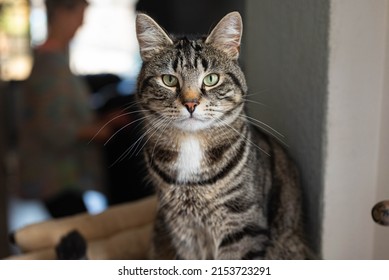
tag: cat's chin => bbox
[174,117,213,132]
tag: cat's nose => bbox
[180,89,200,114]
[184,101,198,114]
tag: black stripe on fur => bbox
[219,225,268,248]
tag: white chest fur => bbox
[176,136,203,182]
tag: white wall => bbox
[323,0,389,259]
[374,1,389,259]
[246,0,389,259]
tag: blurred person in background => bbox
[16,0,122,220]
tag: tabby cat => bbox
[135,11,310,259]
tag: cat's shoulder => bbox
[249,124,296,166]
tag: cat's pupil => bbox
[204,73,219,87]
[162,74,178,87]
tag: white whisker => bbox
[242,98,268,107]
[219,119,270,157]
[128,118,165,158]
[135,117,172,157]
[104,115,149,146]
[241,116,288,147]
[89,109,150,144]
[150,118,174,163]
[117,99,143,112]
[243,115,285,138]
[108,117,165,167]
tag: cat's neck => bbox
[144,116,250,186]
[175,135,203,183]
[146,115,248,147]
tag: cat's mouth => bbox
[178,115,204,124]
[174,114,212,131]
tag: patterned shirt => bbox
[18,49,104,199]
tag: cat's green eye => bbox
[203,73,219,87]
[162,74,179,87]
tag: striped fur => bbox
[135,12,311,259]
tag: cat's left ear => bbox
[136,13,173,61]
[205,12,243,60]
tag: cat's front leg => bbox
[215,228,270,260]
[150,214,177,260]
[170,228,209,260]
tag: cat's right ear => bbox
[205,12,243,60]
[136,13,173,62]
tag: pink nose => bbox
[184,101,198,114]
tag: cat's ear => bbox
[136,13,173,61]
[205,12,243,60]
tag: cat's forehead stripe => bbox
[201,58,209,71]
[170,38,211,73]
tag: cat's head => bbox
[135,12,247,132]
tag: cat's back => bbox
[249,125,309,259]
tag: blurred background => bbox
[0,0,245,258]
[1,0,389,259]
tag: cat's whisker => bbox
[150,118,174,163]
[88,109,150,144]
[219,119,270,157]
[125,117,168,160]
[213,120,236,148]
[108,129,146,167]
[243,117,288,147]
[240,114,285,137]
[134,117,173,157]
[108,117,162,167]
[244,88,269,96]
[242,98,268,107]
[103,115,149,146]
[208,104,286,145]
[115,98,144,112]
[128,118,165,157]
[241,117,289,147]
